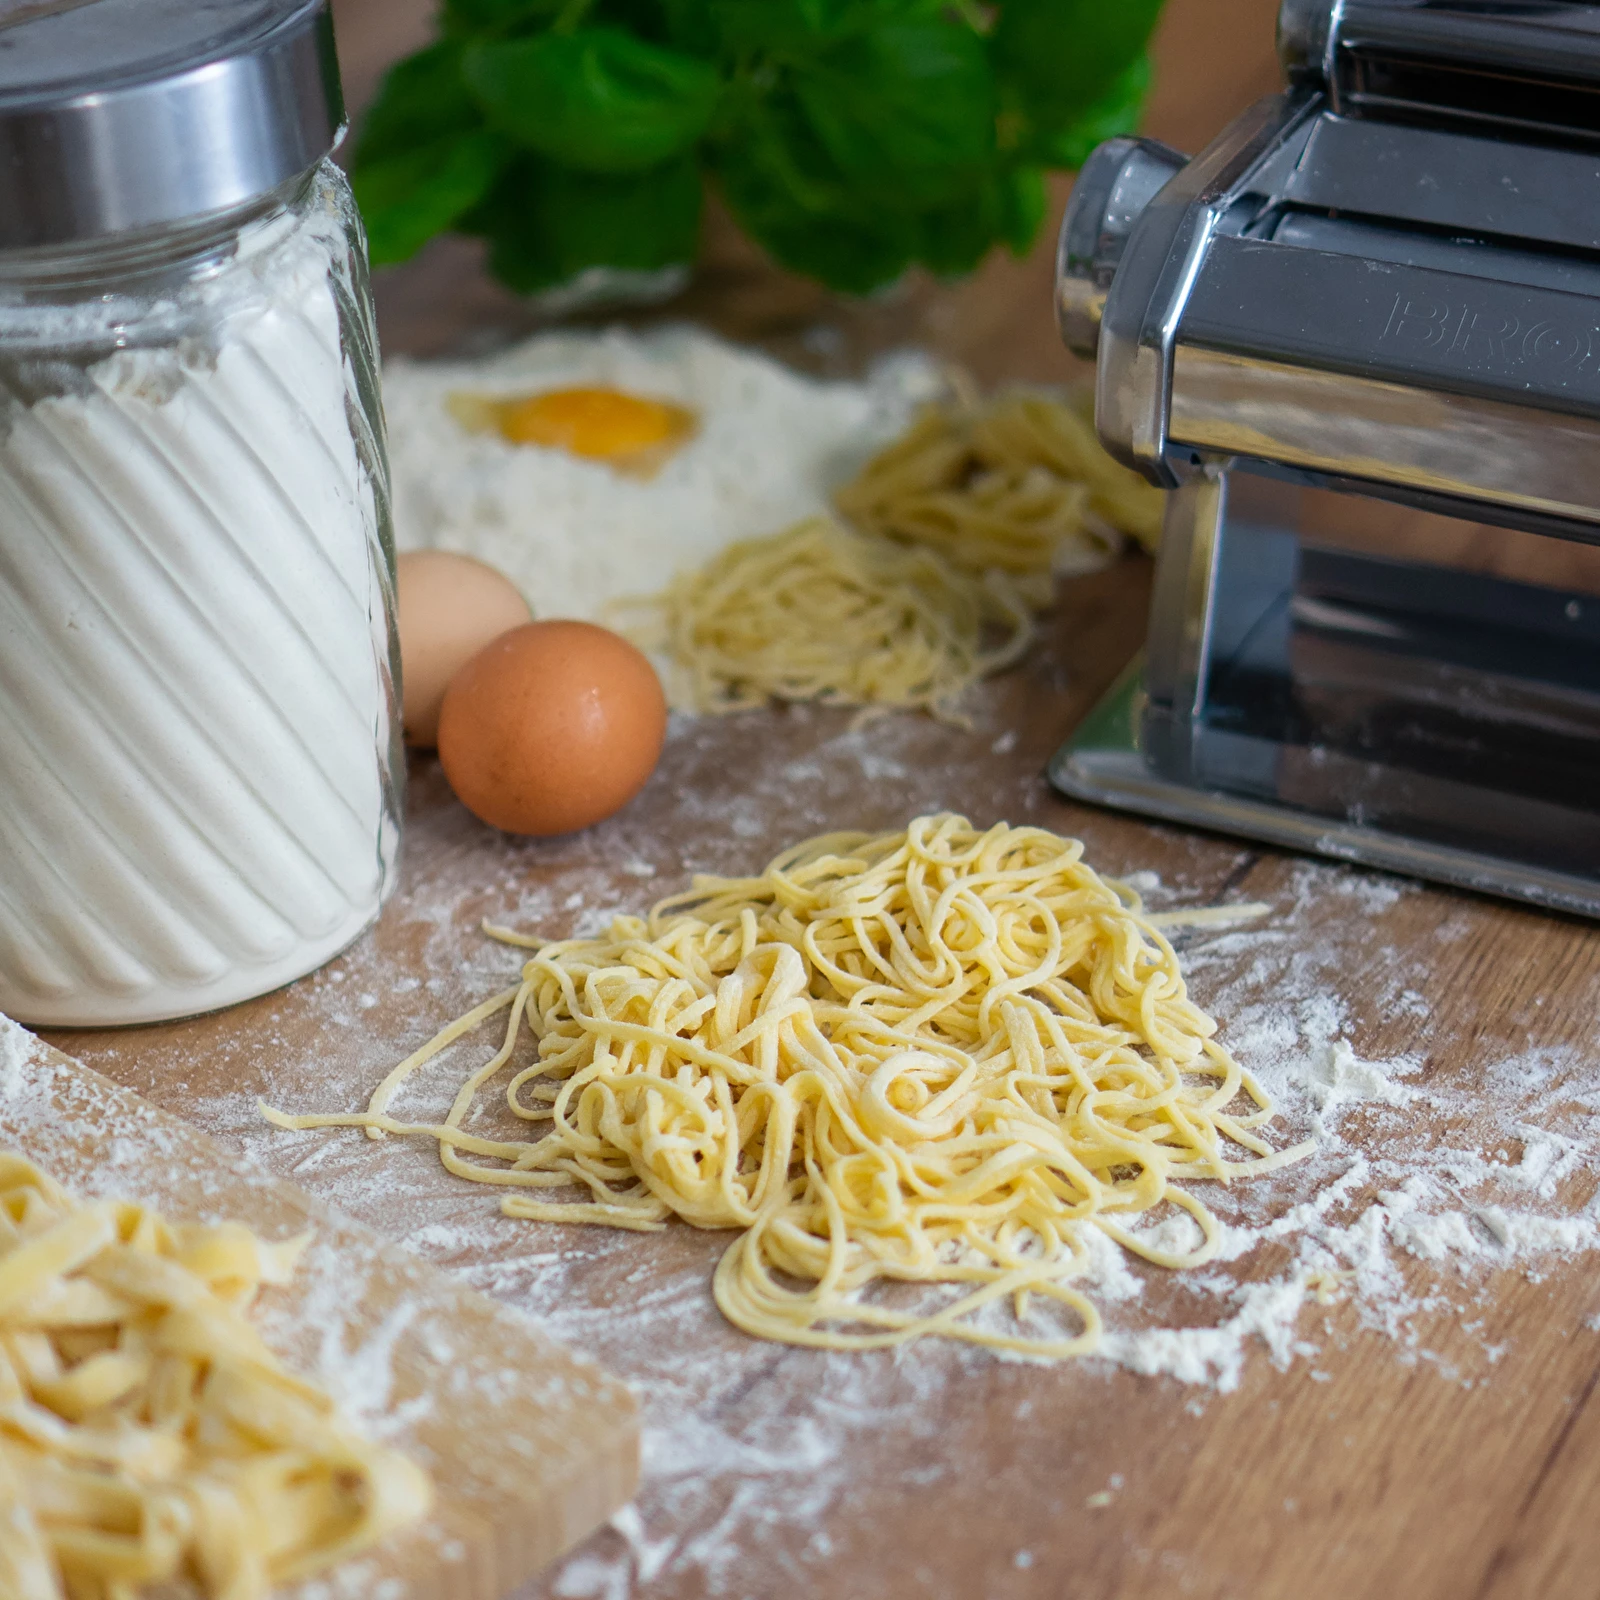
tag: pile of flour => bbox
[383,325,942,622]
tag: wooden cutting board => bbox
[0,1018,640,1600]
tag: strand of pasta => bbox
[264,815,1310,1359]
[0,1155,433,1600]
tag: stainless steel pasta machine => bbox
[1052,0,1600,919]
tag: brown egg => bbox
[397,551,533,748]
[438,621,667,836]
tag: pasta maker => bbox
[1052,0,1600,919]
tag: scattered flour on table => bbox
[0,1015,568,1600]
[1094,857,1600,1396]
[33,715,1600,1598]
[0,1012,31,1098]
[384,325,941,623]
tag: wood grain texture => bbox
[0,1032,640,1599]
[38,2,1600,1597]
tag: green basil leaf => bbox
[593,0,675,40]
[999,164,1048,256]
[792,19,994,206]
[471,154,704,292]
[355,40,482,162]
[723,193,915,293]
[352,43,509,266]
[710,16,1000,296]
[464,27,722,172]
[990,0,1165,124]
[913,161,1041,275]
[709,0,900,53]
[915,184,999,278]
[355,133,509,265]
[657,0,720,55]
[713,99,916,291]
[441,0,565,33]
[668,0,950,64]
[1033,55,1152,168]
[707,0,830,53]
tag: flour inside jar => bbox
[0,167,401,1026]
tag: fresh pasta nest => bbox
[630,516,1034,723]
[629,389,1167,722]
[0,1156,432,1600]
[267,816,1308,1359]
[835,389,1167,601]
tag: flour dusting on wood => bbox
[0,1012,30,1099]
[0,1024,636,1598]
[35,683,1600,1599]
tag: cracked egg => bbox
[446,385,699,477]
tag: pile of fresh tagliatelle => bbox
[266,815,1310,1359]
[634,389,1165,722]
[0,1154,431,1600]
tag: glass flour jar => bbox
[0,0,403,1026]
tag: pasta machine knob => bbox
[1056,136,1187,361]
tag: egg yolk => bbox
[494,387,694,462]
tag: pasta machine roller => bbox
[1052,0,1600,919]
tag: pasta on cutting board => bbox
[0,1152,432,1600]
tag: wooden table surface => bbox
[47,4,1600,1597]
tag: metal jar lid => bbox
[0,0,344,249]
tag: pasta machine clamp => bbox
[1051,0,1600,919]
